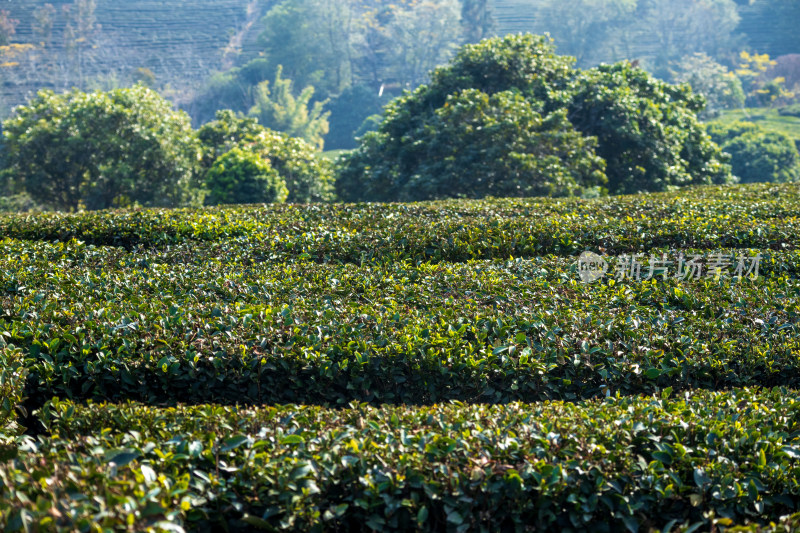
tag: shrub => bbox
[204,146,288,206]
[708,121,800,183]
[198,110,334,203]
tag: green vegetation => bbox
[204,146,288,206]
[708,121,800,184]
[716,108,800,142]
[0,2,799,530]
[337,35,732,202]
[1,0,799,152]
[5,390,800,531]
[0,97,335,212]
[0,85,202,212]
[1,182,800,530]
[672,53,745,119]
[197,110,335,204]
[248,66,331,150]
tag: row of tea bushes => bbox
[0,184,798,261]
[2,184,800,531]
[2,389,799,532]
[2,237,799,410]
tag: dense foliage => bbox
[0,85,202,212]
[3,390,799,532]
[197,110,335,204]
[337,35,733,202]
[670,53,746,119]
[203,147,288,206]
[337,90,607,201]
[568,62,733,194]
[1,0,798,153]
[247,66,331,150]
[708,121,800,184]
[0,182,800,530]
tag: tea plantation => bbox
[2,183,800,531]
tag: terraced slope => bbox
[1,183,800,531]
[490,0,537,35]
[1,0,270,112]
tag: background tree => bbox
[257,0,357,98]
[535,0,636,66]
[337,89,606,202]
[708,120,800,183]
[672,53,745,119]
[338,34,734,201]
[248,66,331,150]
[736,50,795,107]
[197,109,265,168]
[1,85,201,212]
[766,54,800,100]
[460,0,496,44]
[638,0,741,79]
[385,0,464,88]
[568,62,733,194]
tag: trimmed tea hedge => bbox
[2,389,799,532]
[0,348,25,437]
[1,238,799,410]
[0,183,799,262]
[2,182,800,531]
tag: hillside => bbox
[0,0,270,113]
[490,0,536,35]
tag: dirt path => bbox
[221,0,262,70]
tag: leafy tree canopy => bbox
[0,84,201,212]
[672,53,745,119]
[248,66,330,150]
[337,34,734,201]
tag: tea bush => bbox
[3,389,799,532]
[1,182,800,531]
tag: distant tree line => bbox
[189,0,496,149]
[186,0,800,150]
[0,0,799,150]
[6,35,795,213]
